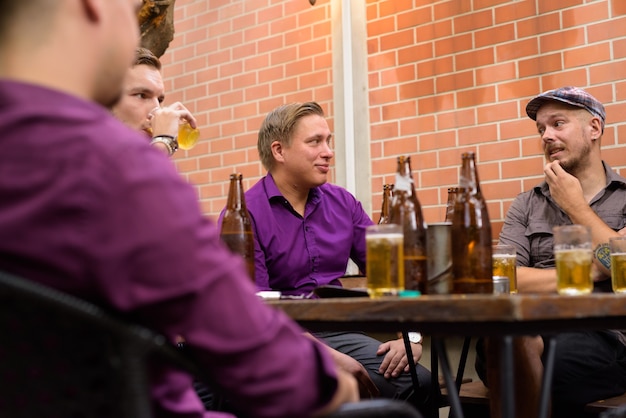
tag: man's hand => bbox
[150,102,197,138]
[313,369,359,417]
[544,161,587,213]
[327,346,380,398]
[303,332,379,398]
[376,337,422,379]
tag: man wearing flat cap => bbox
[478,86,626,417]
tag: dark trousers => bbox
[192,331,438,416]
[315,331,438,415]
[475,330,626,418]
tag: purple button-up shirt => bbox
[244,173,373,296]
[0,80,338,418]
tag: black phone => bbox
[313,285,369,298]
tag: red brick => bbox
[455,48,495,71]
[381,29,416,51]
[398,9,433,30]
[437,108,476,130]
[518,54,563,78]
[433,0,472,20]
[457,86,496,109]
[400,115,436,136]
[436,70,474,93]
[381,65,416,86]
[370,86,398,106]
[418,92,456,114]
[434,34,473,56]
[517,13,561,39]
[458,125,499,146]
[540,28,586,54]
[417,57,454,78]
[455,10,493,34]
[382,101,417,120]
[495,1,537,24]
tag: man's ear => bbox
[589,116,603,141]
[81,0,102,22]
[271,140,284,162]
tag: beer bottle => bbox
[444,187,458,222]
[378,184,394,224]
[389,156,428,293]
[220,173,256,282]
[451,152,493,294]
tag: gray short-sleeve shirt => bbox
[499,161,626,268]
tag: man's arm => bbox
[544,162,618,277]
[517,267,557,293]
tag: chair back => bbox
[0,270,195,418]
[328,399,423,418]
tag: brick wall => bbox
[161,0,626,240]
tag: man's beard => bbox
[553,140,592,176]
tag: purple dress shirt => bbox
[243,173,373,296]
[0,80,338,418]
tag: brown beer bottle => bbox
[444,187,458,222]
[389,156,428,293]
[378,184,394,224]
[220,173,256,282]
[451,152,493,294]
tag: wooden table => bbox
[268,293,626,418]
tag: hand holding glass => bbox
[366,224,404,297]
[177,121,200,150]
[553,225,593,295]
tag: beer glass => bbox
[609,236,626,294]
[177,121,200,150]
[553,225,593,295]
[492,244,517,293]
[366,224,404,297]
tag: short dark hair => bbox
[134,47,161,71]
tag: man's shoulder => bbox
[318,182,357,200]
[245,176,270,205]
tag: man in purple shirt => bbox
[240,102,436,413]
[0,1,358,417]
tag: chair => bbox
[600,404,626,418]
[328,399,423,418]
[0,270,199,418]
[0,270,421,418]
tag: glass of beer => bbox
[492,244,517,293]
[553,225,593,295]
[366,224,404,297]
[609,236,626,294]
[177,121,200,150]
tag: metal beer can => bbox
[426,222,452,294]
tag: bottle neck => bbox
[226,177,246,211]
[459,155,479,194]
[379,185,393,221]
[394,159,414,194]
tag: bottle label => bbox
[394,173,412,192]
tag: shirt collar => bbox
[263,172,323,204]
